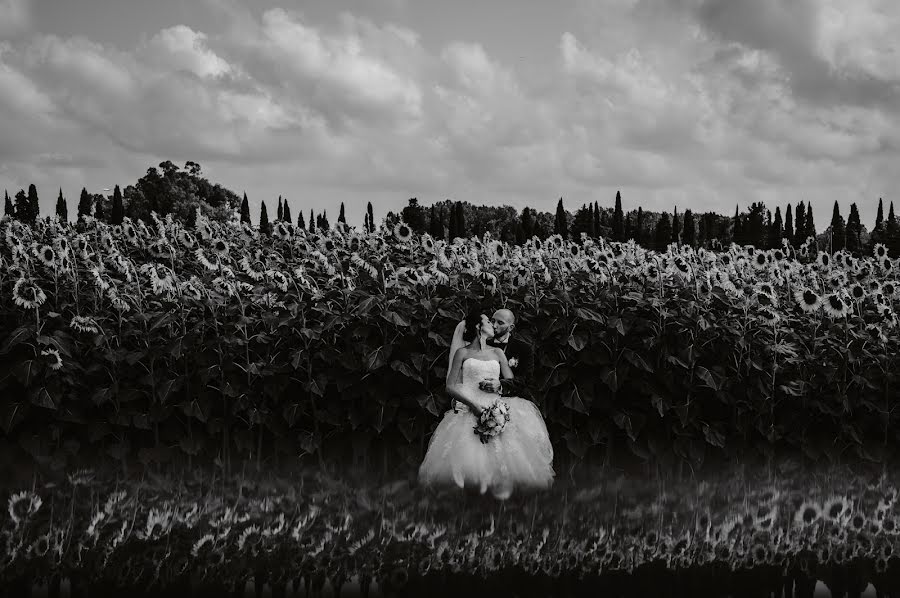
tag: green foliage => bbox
[1,214,900,474]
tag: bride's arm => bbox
[495,348,514,382]
[445,349,483,415]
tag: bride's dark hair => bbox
[462,309,487,342]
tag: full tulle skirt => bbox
[418,398,554,500]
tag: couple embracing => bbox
[418,308,555,500]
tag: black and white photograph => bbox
[2,0,900,596]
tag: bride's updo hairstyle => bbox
[462,309,487,342]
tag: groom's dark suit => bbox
[487,335,538,409]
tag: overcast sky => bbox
[1,0,899,230]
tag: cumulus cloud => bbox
[1,0,899,227]
[0,0,31,38]
[142,25,231,78]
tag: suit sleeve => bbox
[499,342,536,401]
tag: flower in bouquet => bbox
[473,399,511,444]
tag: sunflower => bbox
[752,251,769,270]
[12,277,47,309]
[393,222,412,243]
[488,241,506,260]
[755,292,775,308]
[178,230,197,250]
[198,220,213,241]
[883,281,896,297]
[875,243,888,259]
[793,288,821,313]
[881,257,894,272]
[757,307,780,325]
[794,501,822,527]
[849,284,866,301]
[35,244,57,268]
[822,496,852,523]
[40,347,62,370]
[821,292,849,318]
[816,252,831,269]
[122,222,139,245]
[70,315,101,334]
[869,280,881,293]
[212,238,230,257]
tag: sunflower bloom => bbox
[822,292,848,318]
[393,222,412,243]
[70,315,101,334]
[12,277,47,309]
[41,347,62,371]
[794,287,821,313]
[35,245,57,268]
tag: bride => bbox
[418,310,554,500]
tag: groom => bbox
[478,309,539,409]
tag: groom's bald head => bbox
[491,309,515,340]
[494,309,514,324]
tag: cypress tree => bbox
[321,210,329,230]
[804,202,816,241]
[94,193,104,222]
[282,199,291,224]
[829,201,846,252]
[259,201,270,235]
[14,190,28,223]
[784,204,794,245]
[428,204,444,239]
[554,197,567,239]
[672,206,680,245]
[55,188,68,222]
[593,201,600,238]
[698,213,707,248]
[635,207,644,246]
[455,202,466,239]
[624,213,633,241]
[297,210,305,229]
[309,209,315,233]
[520,207,533,239]
[887,202,900,257]
[240,193,251,224]
[612,191,624,241]
[277,196,283,222]
[338,202,346,224]
[846,203,862,255]
[793,202,806,247]
[683,209,696,247]
[450,204,459,241]
[588,203,595,237]
[4,191,13,218]
[772,207,783,250]
[732,205,742,245]
[367,202,374,234]
[876,198,885,230]
[27,184,39,224]
[655,212,672,251]
[111,185,124,225]
[77,188,92,222]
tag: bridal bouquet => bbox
[473,399,511,444]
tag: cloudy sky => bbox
[1,0,899,230]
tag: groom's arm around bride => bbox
[488,338,539,409]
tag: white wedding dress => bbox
[417,357,554,499]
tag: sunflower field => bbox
[4,462,900,596]
[1,209,899,476]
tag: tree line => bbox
[6,160,900,256]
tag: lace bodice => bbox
[451,358,500,413]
